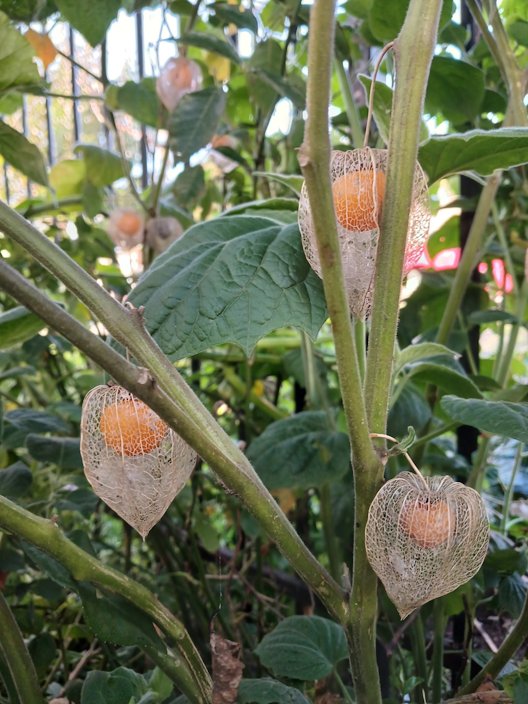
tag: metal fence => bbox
[2,8,181,204]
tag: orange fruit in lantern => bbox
[116,211,143,237]
[100,398,168,457]
[332,169,386,232]
[400,498,454,548]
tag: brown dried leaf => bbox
[211,632,244,704]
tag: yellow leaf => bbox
[204,51,231,82]
[25,29,58,70]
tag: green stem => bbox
[436,174,501,346]
[496,278,528,386]
[432,599,445,703]
[500,442,523,535]
[364,0,443,432]
[457,589,528,696]
[222,365,287,421]
[0,590,44,704]
[353,318,366,384]
[300,0,394,700]
[319,483,341,581]
[335,60,364,148]
[0,209,347,624]
[0,495,210,704]
[467,436,491,492]
[410,615,428,704]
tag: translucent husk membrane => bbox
[80,385,197,539]
[365,472,490,619]
[298,148,430,319]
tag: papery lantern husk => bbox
[365,472,489,619]
[145,216,183,254]
[80,385,197,539]
[298,148,430,319]
[107,208,145,250]
[156,56,203,112]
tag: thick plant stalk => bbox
[0,590,44,704]
[364,0,443,432]
[0,494,209,703]
[0,232,347,624]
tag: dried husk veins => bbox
[80,384,197,538]
[298,147,430,319]
[365,472,489,619]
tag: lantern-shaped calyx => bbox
[107,208,145,250]
[156,56,202,112]
[298,148,430,319]
[365,472,489,619]
[80,385,197,539]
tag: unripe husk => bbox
[80,385,197,538]
[365,472,489,619]
[298,147,430,319]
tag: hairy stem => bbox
[364,0,443,432]
[0,590,44,704]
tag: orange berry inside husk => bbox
[400,498,454,548]
[332,169,386,232]
[100,398,168,457]
[116,211,143,237]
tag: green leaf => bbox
[0,462,32,498]
[168,87,226,161]
[212,4,258,33]
[406,359,483,399]
[510,19,528,46]
[238,679,310,704]
[20,541,76,589]
[178,30,240,63]
[0,121,48,185]
[425,55,485,125]
[0,0,56,22]
[127,217,327,358]
[49,158,86,197]
[359,75,428,145]
[81,668,148,704]
[485,548,527,575]
[254,616,348,681]
[395,342,457,376]
[106,78,161,128]
[499,574,527,618]
[0,305,45,349]
[419,128,528,184]
[388,384,431,437]
[26,434,82,470]
[252,172,304,197]
[441,396,528,443]
[0,12,41,92]
[224,197,299,217]
[254,69,306,110]
[78,583,164,651]
[467,309,518,325]
[3,409,71,448]
[54,0,120,47]
[247,411,349,490]
[172,165,206,207]
[74,144,129,187]
[368,0,453,41]
[246,39,283,114]
[427,216,459,257]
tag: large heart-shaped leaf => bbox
[254,616,348,681]
[419,128,528,183]
[441,396,528,443]
[128,216,327,358]
[247,411,349,490]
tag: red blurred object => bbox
[416,246,513,292]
